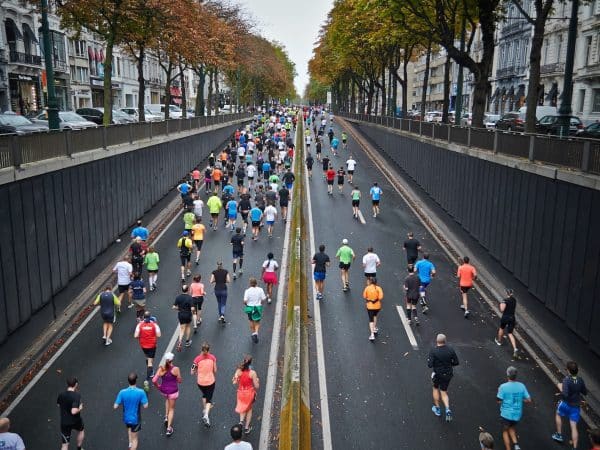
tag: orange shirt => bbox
[212,168,222,181]
[191,223,205,241]
[362,284,383,310]
[457,263,477,287]
[220,151,228,162]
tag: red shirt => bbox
[192,169,200,180]
[326,169,336,181]
[137,321,159,349]
[457,263,477,287]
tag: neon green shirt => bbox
[207,196,223,214]
[144,252,160,271]
[183,212,195,229]
[336,245,355,264]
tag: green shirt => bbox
[269,174,280,185]
[336,245,355,264]
[144,252,160,271]
[207,196,223,214]
[183,212,195,229]
[351,189,361,201]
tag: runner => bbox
[144,246,159,291]
[278,184,290,222]
[192,166,201,191]
[497,366,531,450]
[331,135,339,156]
[263,203,278,238]
[152,352,182,436]
[312,244,331,301]
[57,376,85,450]
[231,227,245,279]
[225,424,252,450]
[415,254,436,314]
[428,334,459,422]
[341,131,348,150]
[552,361,588,449]
[204,166,213,194]
[177,231,193,281]
[282,168,295,191]
[262,159,272,181]
[236,164,246,191]
[172,285,193,351]
[305,152,314,178]
[210,261,231,323]
[208,152,215,168]
[134,311,161,388]
[233,355,260,435]
[336,238,355,292]
[249,204,263,241]
[131,220,149,241]
[261,252,279,304]
[403,232,421,265]
[363,277,383,342]
[350,185,361,218]
[128,273,147,322]
[192,193,204,221]
[315,138,322,162]
[190,218,206,266]
[93,286,120,346]
[129,236,146,277]
[177,179,192,206]
[404,265,421,326]
[246,163,256,190]
[336,166,346,193]
[113,255,133,310]
[346,155,356,184]
[191,343,217,428]
[457,256,477,318]
[0,418,25,450]
[369,182,383,217]
[325,165,335,195]
[322,155,330,179]
[495,288,519,358]
[113,373,148,450]
[243,277,266,343]
[362,247,380,284]
[226,196,238,232]
[212,165,223,192]
[190,275,205,332]
[206,192,222,231]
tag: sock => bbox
[146,365,153,379]
[406,309,412,319]
[239,258,244,269]
[233,263,237,273]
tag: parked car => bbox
[0,112,49,134]
[460,112,472,127]
[483,114,501,129]
[146,104,182,119]
[31,111,97,130]
[120,107,162,122]
[495,112,524,132]
[518,105,557,121]
[535,115,583,135]
[424,111,442,123]
[576,122,600,139]
[76,107,135,125]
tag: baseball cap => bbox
[342,238,348,244]
[182,230,189,236]
[164,352,174,362]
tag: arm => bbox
[209,274,215,284]
[173,366,183,383]
[252,371,260,390]
[226,273,231,283]
[451,350,460,366]
[499,301,506,313]
[427,350,434,368]
[134,323,140,338]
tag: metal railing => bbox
[339,112,600,175]
[0,112,251,169]
[9,51,42,65]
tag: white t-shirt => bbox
[0,432,25,450]
[237,147,245,157]
[362,252,380,274]
[247,165,256,178]
[247,141,255,152]
[193,199,204,216]
[244,286,266,307]
[270,183,279,192]
[262,259,279,273]
[305,135,312,144]
[278,141,285,150]
[224,441,253,450]
[346,159,357,171]
[264,205,277,221]
[113,261,133,285]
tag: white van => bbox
[518,105,557,121]
[146,104,183,119]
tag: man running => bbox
[428,334,459,422]
[173,285,193,351]
[457,256,477,318]
[351,185,361,218]
[403,232,421,265]
[93,286,120,346]
[191,218,206,265]
[495,288,519,358]
[131,220,149,241]
[305,152,314,178]
[336,238,355,292]
[346,156,356,184]
[226,197,238,232]
[336,166,346,193]
[312,244,330,301]
[57,376,85,450]
[249,204,263,241]
[497,366,531,450]
[315,138,322,161]
[134,311,161,387]
[113,255,133,310]
[282,168,295,191]
[206,192,222,231]
[190,275,205,331]
[129,273,147,322]
[369,182,382,217]
[363,277,383,342]
[264,203,278,238]
[404,265,421,325]
[362,247,380,283]
[177,231,193,281]
[325,165,335,195]
[278,184,290,222]
[231,227,245,279]
[414,253,436,314]
[341,131,348,150]
[552,361,588,449]
[322,155,330,179]
[113,373,148,450]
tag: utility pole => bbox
[558,0,579,137]
[454,11,467,124]
[40,0,59,130]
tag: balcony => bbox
[9,51,42,66]
[575,62,600,80]
[540,62,565,75]
[496,65,525,79]
[0,49,6,63]
[52,59,69,73]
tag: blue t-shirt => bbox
[131,226,149,241]
[227,200,238,215]
[497,381,530,421]
[239,134,246,145]
[129,279,145,300]
[262,162,271,173]
[250,207,262,222]
[369,186,382,200]
[415,259,435,283]
[115,386,148,425]
[223,185,235,197]
[331,138,339,149]
[179,183,190,195]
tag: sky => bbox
[236,0,334,97]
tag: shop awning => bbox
[22,23,38,43]
[5,18,23,40]
[99,49,104,62]
[88,46,94,60]
[490,87,500,101]
[94,49,100,62]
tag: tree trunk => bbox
[195,65,205,116]
[402,56,409,115]
[380,67,387,116]
[390,65,397,116]
[180,65,187,118]
[367,83,374,115]
[442,54,451,123]
[525,21,545,132]
[471,75,489,128]
[350,78,357,112]
[420,41,432,121]
[214,69,220,112]
[163,60,173,120]
[103,33,115,126]
[207,69,214,116]
[136,44,146,122]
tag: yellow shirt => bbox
[191,223,206,241]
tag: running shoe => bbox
[431,405,441,417]
[421,306,429,314]
[185,339,192,347]
[164,416,168,427]
[233,273,237,280]
[267,297,272,304]
[464,310,470,319]
[406,319,412,325]
[202,414,210,428]
[513,445,521,450]
[551,433,564,443]
[445,409,453,422]
[494,338,502,346]
[195,260,199,266]
[460,304,466,310]
[166,426,174,437]
[105,338,112,346]
[513,349,520,359]
[239,269,243,275]
[143,380,150,392]
[128,303,134,309]
[252,334,258,343]
[369,333,375,342]
[244,426,252,435]
[414,317,420,326]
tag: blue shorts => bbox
[266,220,274,226]
[285,183,293,190]
[228,214,237,220]
[313,271,326,281]
[419,280,430,292]
[557,401,581,422]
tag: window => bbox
[585,36,593,66]
[557,35,563,63]
[515,41,520,66]
[70,65,76,80]
[593,89,600,112]
[543,39,549,65]
[577,89,585,113]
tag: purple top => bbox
[159,367,179,395]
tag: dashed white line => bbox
[395,306,419,350]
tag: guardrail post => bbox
[419,120,422,136]
[102,126,108,150]
[10,135,22,168]
[582,141,591,172]
[432,124,435,139]
[65,129,73,157]
[128,123,134,144]
[149,121,153,140]
[408,119,412,133]
[467,127,472,147]
[166,120,169,136]
[528,135,535,162]
[448,125,452,144]
[493,130,498,154]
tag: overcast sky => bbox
[237,0,333,97]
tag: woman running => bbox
[191,343,217,428]
[152,352,182,436]
[144,246,160,291]
[363,277,384,342]
[243,278,266,343]
[351,185,361,218]
[204,166,213,194]
[210,261,231,324]
[190,275,205,332]
[261,252,279,304]
[232,355,260,435]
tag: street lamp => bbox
[558,0,579,137]
[40,0,59,130]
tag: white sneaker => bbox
[369,333,375,341]
[105,338,112,346]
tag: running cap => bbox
[164,352,174,362]
[182,230,189,236]
[342,238,348,244]
[506,366,518,379]
[505,288,514,296]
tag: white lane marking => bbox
[395,306,419,350]
[3,205,183,416]
[357,209,366,225]
[305,130,333,450]
[258,149,295,450]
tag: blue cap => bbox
[183,230,189,236]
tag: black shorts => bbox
[101,313,114,324]
[195,240,203,250]
[198,383,216,403]
[364,272,376,278]
[337,179,344,185]
[178,313,192,325]
[142,347,156,359]
[406,296,419,305]
[500,316,515,333]
[327,179,334,185]
[460,286,472,293]
[352,200,360,207]
[118,284,129,294]
[252,221,261,227]
[367,309,380,322]
[432,373,453,391]
[61,420,84,443]
[210,213,219,218]
[339,262,351,270]
[279,201,289,208]
[241,212,249,222]
[126,423,142,432]
[213,180,221,187]
[501,417,519,428]
[180,255,191,265]
[233,251,243,259]
[237,178,244,186]
[407,255,417,265]
[193,296,204,310]
[372,199,380,205]
[348,170,354,175]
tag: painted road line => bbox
[4,206,183,416]
[357,209,366,224]
[258,138,296,450]
[304,128,333,450]
[395,306,419,350]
